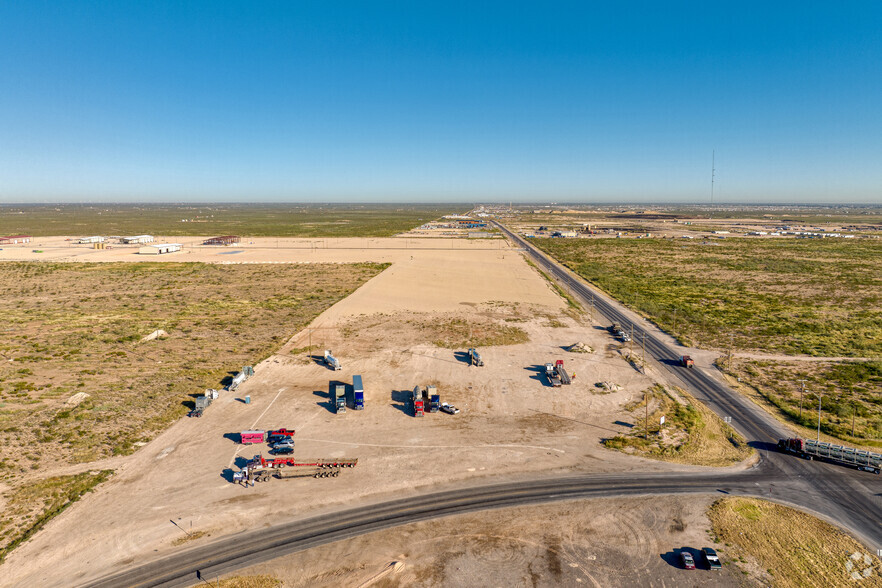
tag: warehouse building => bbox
[121,235,154,244]
[77,236,105,244]
[203,235,240,245]
[0,235,32,244]
[139,243,182,255]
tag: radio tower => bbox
[710,150,715,219]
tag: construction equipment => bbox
[777,438,881,474]
[324,350,342,371]
[334,384,346,413]
[411,386,425,417]
[468,348,484,366]
[237,454,358,483]
[680,355,694,368]
[229,366,254,391]
[607,323,620,334]
[353,375,365,410]
[554,360,572,385]
[545,363,562,387]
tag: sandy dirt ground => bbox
[229,496,741,588]
[2,237,748,587]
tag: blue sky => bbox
[1,2,880,203]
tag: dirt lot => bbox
[226,496,743,587]
[0,236,740,587]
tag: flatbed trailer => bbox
[545,363,562,387]
[555,360,571,385]
[778,438,881,474]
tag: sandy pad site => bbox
[3,237,731,587]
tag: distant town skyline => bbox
[1,2,880,204]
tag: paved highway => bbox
[83,224,881,587]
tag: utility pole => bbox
[645,388,649,439]
[641,331,646,374]
[817,391,823,442]
[797,380,807,419]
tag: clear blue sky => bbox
[1,2,880,204]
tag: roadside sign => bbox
[659,415,665,426]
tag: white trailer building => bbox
[77,236,105,244]
[139,243,182,255]
[122,235,155,244]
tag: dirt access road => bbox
[3,236,743,587]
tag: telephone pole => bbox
[641,331,646,374]
[797,380,807,419]
[817,391,823,442]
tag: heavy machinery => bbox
[324,350,342,371]
[334,384,346,413]
[235,454,358,483]
[468,348,484,366]
[229,366,254,391]
[777,437,881,474]
[545,363,562,387]
[353,375,365,410]
[680,355,694,368]
[554,360,572,385]
[411,386,425,417]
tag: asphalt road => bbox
[83,224,882,587]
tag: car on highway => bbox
[680,551,695,570]
[440,403,460,414]
[702,547,722,569]
[269,446,294,455]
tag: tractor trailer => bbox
[778,437,881,474]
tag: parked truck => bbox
[468,348,484,367]
[411,386,425,417]
[324,350,342,371]
[680,355,694,368]
[424,385,441,412]
[191,388,219,416]
[236,454,358,483]
[545,363,562,387]
[334,384,346,413]
[607,323,620,334]
[555,360,572,385]
[353,375,365,410]
[229,366,254,391]
[777,437,881,474]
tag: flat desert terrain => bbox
[2,237,747,586]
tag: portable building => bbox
[139,243,182,255]
[77,236,105,244]
[122,235,155,244]
[240,430,265,445]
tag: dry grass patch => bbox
[0,261,386,474]
[708,497,881,587]
[216,575,281,588]
[603,385,752,466]
[0,470,112,559]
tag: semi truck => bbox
[353,375,365,410]
[777,437,881,474]
[411,386,425,417]
[324,350,342,371]
[334,384,346,413]
[468,348,484,367]
[424,385,441,412]
[555,360,572,385]
[545,363,562,387]
[236,454,358,483]
[680,355,694,368]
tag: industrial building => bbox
[0,235,32,244]
[203,235,240,245]
[121,235,154,244]
[77,236,105,244]
[139,243,182,255]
